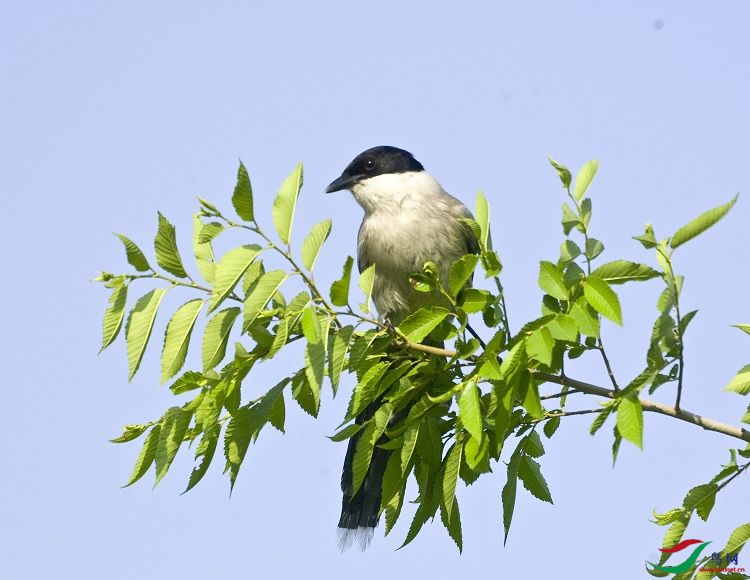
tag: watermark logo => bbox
[647,539,743,575]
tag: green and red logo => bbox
[647,539,711,574]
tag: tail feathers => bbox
[337,428,389,551]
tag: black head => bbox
[326,146,424,193]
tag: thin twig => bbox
[597,337,620,392]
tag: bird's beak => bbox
[325,174,358,193]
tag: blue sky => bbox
[2,1,749,578]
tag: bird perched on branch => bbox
[326,146,479,549]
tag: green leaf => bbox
[330,256,354,307]
[197,222,224,244]
[160,299,204,382]
[351,403,392,495]
[442,442,463,519]
[474,191,490,249]
[440,496,463,553]
[670,194,738,249]
[449,254,479,297]
[301,219,332,272]
[202,307,240,371]
[459,288,489,313]
[569,299,600,337]
[573,159,599,200]
[358,263,376,313]
[590,403,615,435]
[543,416,560,438]
[304,342,324,412]
[243,270,287,330]
[724,522,750,555]
[585,238,604,261]
[458,380,483,442]
[401,423,419,476]
[208,244,262,312]
[518,455,553,503]
[292,371,319,417]
[154,212,188,278]
[584,275,622,325]
[231,161,254,221]
[272,162,303,245]
[398,306,450,343]
[502,449,521,545]
[124,424,161,487]
[328,423,364,442]
[300,306,321,344]
[547,314,577,342]
[169,371,208,395]
[223,406,253,491]
[328,325,354,395]
[526,327,554,367]
[634,223,658,249]
[591,260,661,284]
[616,394,643,448]
[192,215,216,284]
[683,483,717,521]
[538,261,568,300]
[733,323,750,336]
[110,423,151,443]
[724,364,750,395]
[125,288,167,381]
[115,234,151,271]
[184,422,220,493]
[560,240,581,263]
[561,203,580,235]
[101,281,128,351]
[154,407,192,487]
[548,156,572,189]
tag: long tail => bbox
[337,402,389,551]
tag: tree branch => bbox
[396,339,750,444]
[532,371,750,444]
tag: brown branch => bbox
[532,371,750,443]
[397,340,750,443]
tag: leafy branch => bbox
[98,155,749,570]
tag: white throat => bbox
[350,171,443,216]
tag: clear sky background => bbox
[2,2,749,578]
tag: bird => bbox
[326,146,479,550]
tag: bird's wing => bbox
[356,220,373,274]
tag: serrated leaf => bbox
[358,263,376,314]
[560,240,581,263]
[197,222,224,244]
[184,422,220,493]
[548,156,572,189]
[474,191,490,249]
[518,455,553,503]
[115,234,151,272]
[547,314,577,342]
[192,215,216,284]
[442,442,462,520]
[449,254,479,297]
[223,406,253,491]
[526,326,554,367]
[291,371,319,417]
[401,423,419,476]
[584,275,622,325]
[301,218,332,272]
[502,449,521,545]
[523,431,545,458]
[570,299,600,337]
[398,306,450,343]
[351,403,392,495]
[155,212,188,278]
[724,365,750,395]
[328,325,354,395]
[590,404,614,435]
[573,159,598,200]
[123,425,161,487]
[591,260,661,284]
[208,245,262,312]
[110,423,150,443]
[243,270,287,330]
[539,261,568,300]
[330,255,353,307]
[585,237,604,261]
[458,381,483,442]
[202,307,240,371]
[272,162,303,245]
[616,394,643,448]
[683,483,717,521]
[724,523,750,555]
[561,203,580,235]
[304,342,324,412]
[125,288,167,381]
[232,161,254,221]
[733,323,750,336]
[154,407,192,487]
[161,299,204,382]
[543,416,560,438]
[328,423,364,442]
[671,194,738,249]
[101,281,128,351]
[170,370,208,395]
[634,223,658,249]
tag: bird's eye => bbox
[364,159,376,171]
